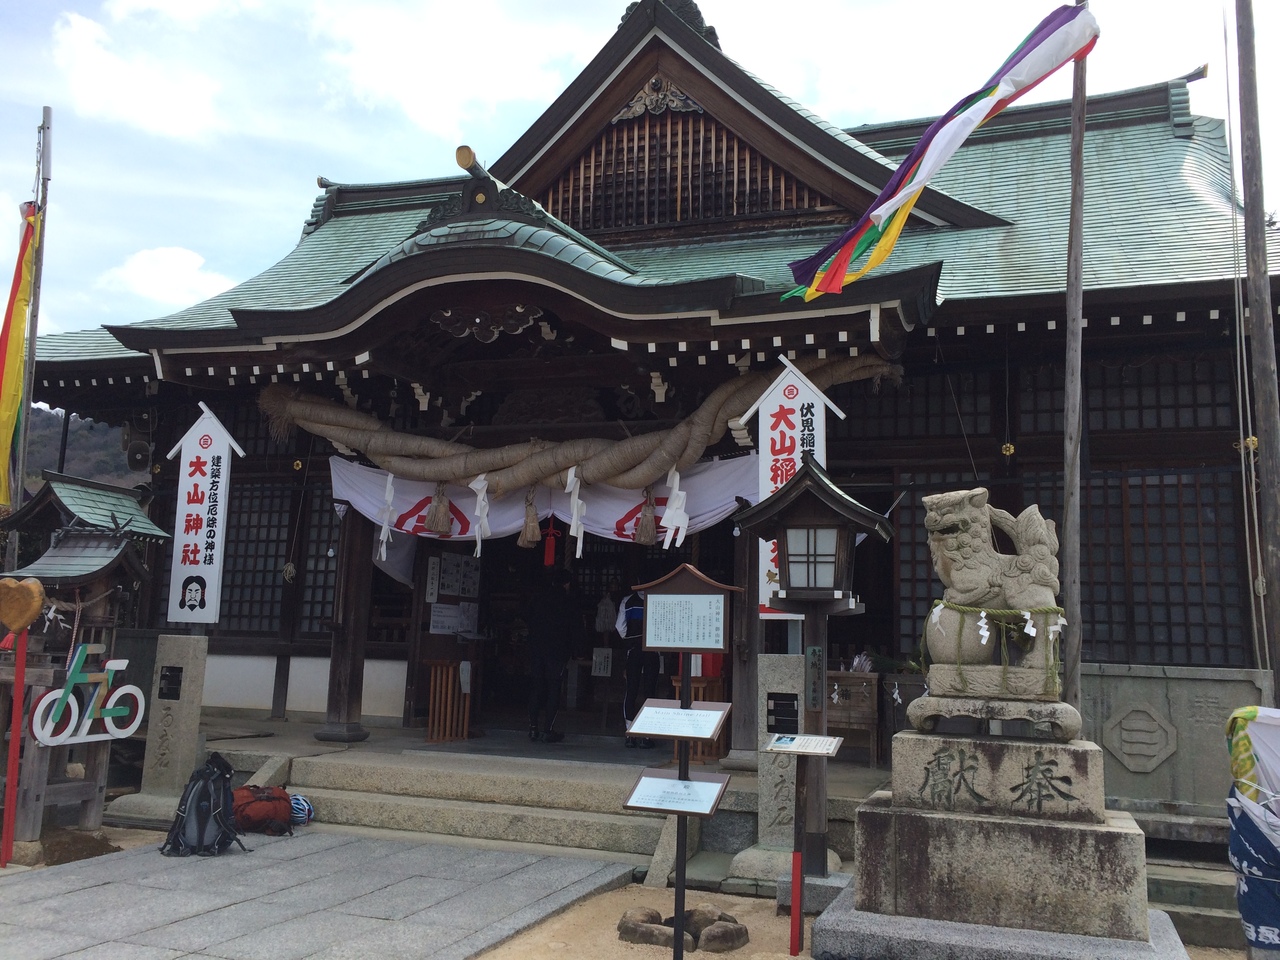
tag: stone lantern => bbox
[733,453,892,877]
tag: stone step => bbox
[289,751,649,816]
[298,785,664,857]
[1155,903,1245,949]
[1146,862,1237,911]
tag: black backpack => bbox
[160,751,248,856]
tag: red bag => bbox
[232,785,294,835]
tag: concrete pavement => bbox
[0,827,635,960]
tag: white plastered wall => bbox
[203,654,406,721]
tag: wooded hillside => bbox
[23,406,135,491]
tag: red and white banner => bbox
[166,403,245,624]
[329,453,758,574]
[739,358,844,619]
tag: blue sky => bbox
[0,0,1275,337]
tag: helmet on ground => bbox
[289,793,314,825]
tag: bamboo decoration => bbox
[259,355,900,494]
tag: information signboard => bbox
[763,733,844,757]
[643,593,726,652]
[624,768,730,818]
[627,699,731,742]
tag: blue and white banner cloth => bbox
[1229,786,1280,949]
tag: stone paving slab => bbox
[0,832,635,959]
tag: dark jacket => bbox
[525,587,579,663]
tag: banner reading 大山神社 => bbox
[166,404,245,624]
[328,453,757,562]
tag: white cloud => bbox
[104,0,262,24]
[307,2,605,145]
[51,13,222,139]
[97,247,235,307]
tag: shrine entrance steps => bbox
[284,750,665,859]
[1146,860,1243,950]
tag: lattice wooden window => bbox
[832,373,991,441]
[1086,358,1234,431]
[1020,469,1249,667]
[543,114,837,231]
[1019,357,1236,436]
[218,481,292,633]
[297,480,340,636]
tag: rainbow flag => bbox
[786,3,1099,301]
[0,202,39,508]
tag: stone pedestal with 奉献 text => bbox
[810,488,1188,959]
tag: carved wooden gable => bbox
[540,73,839,234]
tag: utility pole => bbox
[1061,8,1087,710]
[4,107,50,571]
[1237,0,1280,694]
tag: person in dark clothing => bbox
[525,568,579,743]
[617,582,659,748]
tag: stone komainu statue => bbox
[920,488,1063,701]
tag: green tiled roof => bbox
[9,533,137,586]
[35,327,145,364]
[616,114,1278,301]
[49,479,170,540]
[369,217,723,287]
[34,79,1280,369]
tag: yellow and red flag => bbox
[0,202,40,508]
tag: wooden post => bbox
[1237,0,1280,690]
[316,510,372,741]
[1061,13,1087,710]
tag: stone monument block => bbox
[890,731,1106,823]
[139,634,209,796]
[754,654,805,848]
[110,634,210,825]
[853,791,1149,942]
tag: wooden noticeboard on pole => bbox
[623,563,740,960]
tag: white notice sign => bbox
[764,733,844,757]
[429,603,462,635]
[627,699,730,742]
[165,403,246,624]
[644,594,725,651]
[625,772,728,818]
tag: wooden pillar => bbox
[1238,0,1280,689]
[315,509,373,742]
[1060,18,1087,710]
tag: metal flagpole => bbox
[5,107,50,571]
[1061,11,1086,710]
[1236,0,1280,700]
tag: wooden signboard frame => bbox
[624,767,730,819]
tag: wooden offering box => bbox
[826,671,879,767]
